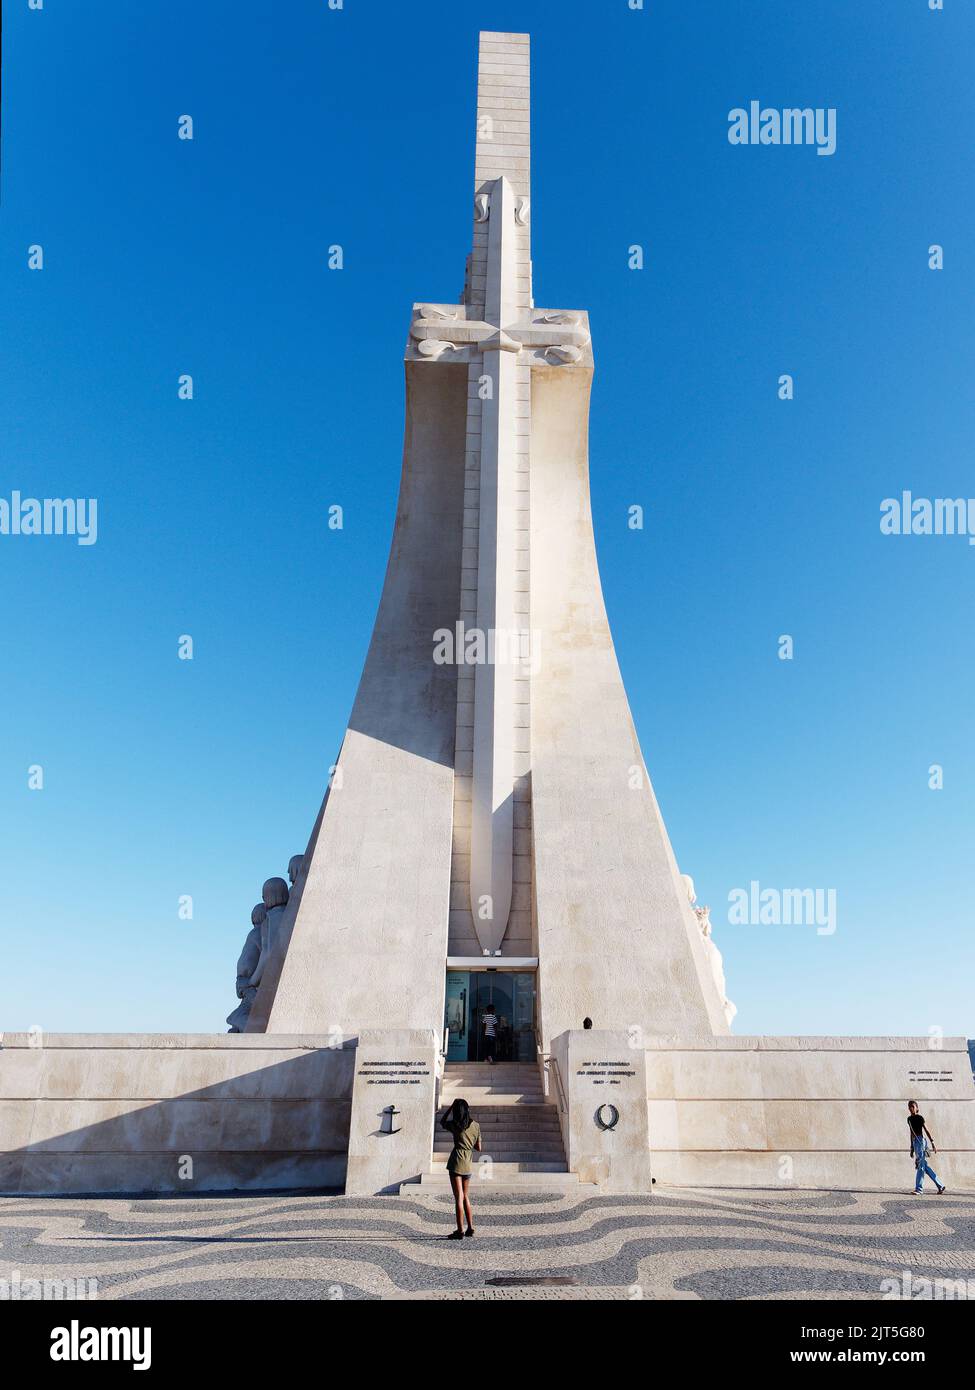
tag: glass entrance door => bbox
[471,973,512,1062]
[445,971,536,1062]
[444,971,470,1062]
[511,973,536,1061]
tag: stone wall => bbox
[7,1032,972,1196]
[645,1035,975,1189]
[0,1034,354,1195]
[345,1029,439,1195]
[551,1029,652,1190]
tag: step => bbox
[468,1104,558,1114]
[435,1130,562,1141]
[406,1168,581,1192]
[434,1124,563,1138]
[442,1084,543,1093]
[444,1062,539,1070]
[442,1078,546,1089]
[436,1123,561,1134]
[438,1111,557,1124]
[442,1082,546,1091]
[454,1110,560,1123]
[434,1156,567,1166]
[443,1077,545,1084]
[442,1078,545,1089]
[434,1128,562,1141]
[443,1069,544,1081]
[444,1068,541,1077]
[434,1144,565,1153]
[439,1090,547,1105]
[433,1144,566,1158]
[463,1109,560,1120]
[469,1119,560,1126]
[438,1114,559,1121]
[435,1125,562,1136]
[436,1128,564,1142]
[430,1158,569,1173]
[436,1141,563,1152]
[433,1145,561,1156]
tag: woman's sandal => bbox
[448,1229,464,1240]
[464,1227,475,1237]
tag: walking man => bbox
[907,1100,945,1195]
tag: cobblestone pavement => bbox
[1,1186,973,1301]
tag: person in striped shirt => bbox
[482,1004,497,1064]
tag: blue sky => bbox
[0,0,971,1038]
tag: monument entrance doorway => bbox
[444,969,536,1064]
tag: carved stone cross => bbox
[407,174,591,955]
[409,179,589,365]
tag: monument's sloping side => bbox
[529,365,729,1043]
[249,361,469,1037]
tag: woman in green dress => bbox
[441,1098,481,1239]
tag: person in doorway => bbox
[441,1097,481,1238]
[907,1101,945,1194]
[482,1003,497,1063]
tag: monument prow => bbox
[256,29,727,1043]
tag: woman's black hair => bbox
[441,1097,472,1134]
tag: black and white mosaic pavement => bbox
[1,1187,973,1300]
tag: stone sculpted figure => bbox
[249,877,290,990]
[681,874,737,1029]
[226,903,267,1033]
[287,854,304,890]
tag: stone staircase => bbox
[402,1062,581,1192]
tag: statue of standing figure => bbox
[681,873,737,1029]
[249,877,290,989]
[288,854,304,891]
[226,903,267,1033]
[226,875,292,1032]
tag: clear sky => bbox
[1,0,971,1039]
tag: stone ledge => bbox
[0,1034,356,1051]
[641,1036,970,1053]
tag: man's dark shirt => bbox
[908,1113,926,1138]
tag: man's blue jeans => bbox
[913,1136,941,1192]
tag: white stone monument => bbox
[2,33,974,1198]
[251,30,728,1050]
[244,32,975,1197]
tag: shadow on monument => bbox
[0,1048,354,1198]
